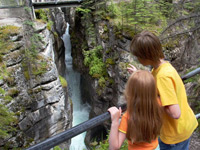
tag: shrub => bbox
[83,46,106,78]
[92,134,128,150]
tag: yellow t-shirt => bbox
[152,62,198,144]
[119,112,159,150]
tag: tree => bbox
[160,0,200,40]
[0,104,16,138]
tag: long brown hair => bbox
[124,70,163,143]
[130,31,164,62]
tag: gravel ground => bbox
[189,131,200,150]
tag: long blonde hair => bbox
[124,70,162,143]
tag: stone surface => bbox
[0,6,72,149]
[71,0,200,149]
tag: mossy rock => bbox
[0,25,21,54]
[23,70,30,80]
[3,95,12,104]
[162,39,180,50]
[59,75,67,88]
[5,76,15,87]
[0,25,20,37]
[6,88,20,98]
[98,77,106,88]
[106,58,115,65]
[32,55,49,76]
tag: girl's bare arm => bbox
[108,107,126,150]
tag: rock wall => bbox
[70,0,142,146]
[49,7,67,76]
[0,3,72,149]
[70,0,200,147]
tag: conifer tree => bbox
[0,104,16,138]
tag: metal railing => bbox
[26,104,126,150]
[0,0,82,9]
[25,67,200,150]
[31,0,82,9]
[181,67,200,81]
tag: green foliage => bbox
[23,32,48,78]
[182,1,199,16]
[83,46,106,78]
[184,74,200,84]
[162,38,180,50]
[24,71,30,80]
[0,87,13,105]
[23,20,34,27]
[47,21,53,30]
[76,6,96,45]
[6,76,15,87]
[34,9,54,31]
[183,68,200,84]
[31,33,43,44]
[24,6,31,13]
[106,58,115,65]
[105,0,168,34]
[0,63,9,81]
[0,87,5,95]
[32,57,48,76]
[157,0,174,18]
[197,119,200,133]
[4,96,13,104]
[0,104,16,138]
[35,9,48,22]
[89,58,106,77]
[92,134,128,150]
[106,0,119,18]
[53,146,62,150]
[59,75,67,88]
[98,77,106,88]
[7,88,20,98]
[76,7,91,15]
[0,25,19,37]
[0,25,20,54]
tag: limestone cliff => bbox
[0,3,72,150]
[69,0,200,147]
[70,0,145,145]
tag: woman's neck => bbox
[152,59,165,69]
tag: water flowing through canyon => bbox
[62,23,90,150]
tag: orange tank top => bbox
[119,112,159,150]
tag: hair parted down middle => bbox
[124,70,163,143]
